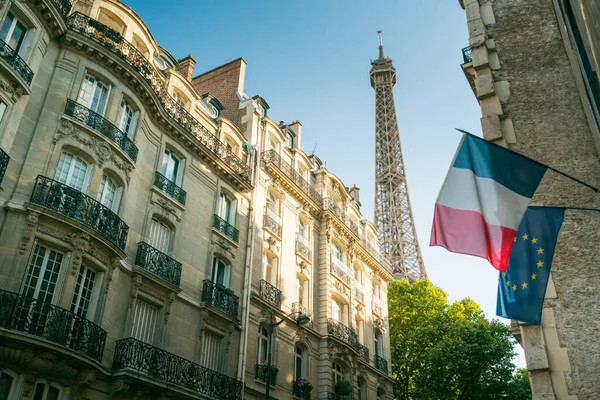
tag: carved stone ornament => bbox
[54,120,133,182]
[225,322,236,354]
[211,237,235,259]
[156,197,176,215]
[70,232,91,275]
[163,292,176,324]
[326,218,333,244]
[71,369,97,400]
[19,211,39,254]
[333,280,350,300]
[266,236,278,251]
[0,77,24,101]
[198,309,210,340]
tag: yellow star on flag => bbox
[522,233,529,241]
[506,280,510,287]
[537,261,544,268]
[537,248,544,255]
[531,273,537,280]
[514,237,517,242]
[512,284,517,291]
[531,237,538,244]
[522,282,528,289]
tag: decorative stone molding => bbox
[211,237,236,259]
[266,235,278,251]
[54,120,133,182]
[333,280,350,301]
[225,322,236,354]
[87,242,110,265]
[0,77,24,101]
[70,232,91,275]
[197,309,210,341]
[71,369,97,400]
[19,211,39,254]
[111,378,130,398]
[163,292,176,325]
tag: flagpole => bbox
[455,129,599,193]
[529,205,600,213]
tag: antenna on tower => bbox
[377,30,384,59]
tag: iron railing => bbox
[327,393,348,400]
[64,99,138,161]
[357,343,369,364]
[0,289,106,361]
[0,147,8,185]
[258,279,282,308]
[212,214,239,243]
[113,337,243,400]
[263,209,282,237]
[295,235,311,260]
[135,242,182,287]
[331,256,352,286]
[201,280,239,318]
[462,46,472,63]
[375,355,388,373]
[154,171,186,205]
[0,37,33,85]
[261,150,321,204]
[322,198,359,236]
[291,302,312,320]
[293,380,312,399]
[66,13,252,185]
[255,363,277,386]
[30,175,128,250]
[360,237,393,272]
[53,0,73,19]
[327,319,359,349]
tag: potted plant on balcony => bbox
[334,379,353,397]
[295,377,313,399]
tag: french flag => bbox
[430,133,547,272]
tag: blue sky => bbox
[126,0,525,366]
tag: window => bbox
[257,326,269,363]
[22,244,63,303]
[264,255,277,285]
[356,317,364,343]
[0,12,27,54]
[294,345,306,380]
[267,136,279,152]
[331,299,342,323]
[332,243,343,262]
[131,34,149,58]
[70,265,97,318]
[373,283,381,303]
[212,257,230,287]
[332,362,345,385]
[54,152,90,192]
[161,149,182,185]
[266,191,281,223]
[117,99,137,138]
[297,278,307,307]
[97,9,125,34]
[375,333,383,358]
[0,370,17,400]
[285,133,293,148]
[148,218,172,253]
[201,331,223,372]
[358,379,366,400]
[219,192,234,224]
[297,165,308,181]
[97,174,121,212]
[32,382,62,400]
[298,219,310,245]
[131,299,159,344]
[0,101,7,124]
[77,75,110,115]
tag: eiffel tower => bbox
[371,32,427,281]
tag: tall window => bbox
[375,333,383,357]
[356,317,364,343]
[373,283,381,303]
[331,243,343,262]
[0,370,17,400]
[148,218,171,253]
[131,299,159,344]
[0,12,27,54]
[331,299,342,323]
[294,345,306,380]
[160,149,181,185]
[332,362,345,385]
[298,219,310,245]
[267,136,279,152]
[257,326,269,363]
[297,278,306,306]
[97,174,120,212]
[212,257,230,287]
[264,255,277,285]
[77,75,110,115]
[358,380,366,400]
[219,192,234,224]
[54,152,89,192]
[117,99,136,137]
[32,382,62,400]
[266,191,281,223]
[201,331,223,372]
[22,244,63,304]
[70,265,97,318]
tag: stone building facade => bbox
[0,0,393,399]
[457,0,600,399]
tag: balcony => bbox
[327,319,359,350]
[154,172,186,205]
[322,198,359,236]
[357,343,369,364]
[135,242,182,287]
[30,175,129,251]
[258,279,282,308]
[113,337,243,400]
[64,13,252,189]
[372,299,383,317]
[0,147,8,185]
[0,37,33,88]
[293,380,312,399]
[354,284,365,304]
[360,237,393,273]
[212,214,239,243]
[255,363,277,386]
[261,150,322,206]
[327,393,348,400]
[295,234,312,261]
[263,208,282,237]
[375,354,388,373]
[201,280,239,319]
[29,0,72,37]
[291,302,312,320]
[0,289,106,362]
[64,99,138,162]
[331,256,352,286]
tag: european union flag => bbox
[496,206,565,324]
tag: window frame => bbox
[0,11,29,56]
[77,74,111,116]
[257,326,269,364]
[97,173,122,213]
[117,97,138,138]
[0,369,19,400]
[148,217,172,254]
[211,257,231,288]
[54,151,92,192]
[31,380,64,400]
[69,264,100,320]
[161,148,183,186]
[21,242,64,305]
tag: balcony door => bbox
[54,152,90,192]
[0,12,28,55]
[219,192,234,225]
[160,149,182,185]
[148,218,171,254]
[77,75,110,116]
[212,258,230,288]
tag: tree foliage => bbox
[388,279,531,400]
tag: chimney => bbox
[175,54,196,82]
[349,184,361,207]
[288,120,302,148]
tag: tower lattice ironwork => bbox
[371,32,426,281]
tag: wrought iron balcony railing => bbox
[295,234,312,260]
[375,354,388,373]
[331,256,352,286]
[261,150,321,205]
[357,343,369,364]
[0,289,106,361]
[462,46,472,63]
[212,214,239,243]
[360,237,393,272]
[64,99,138,161]
[135,242,182,287]
[66,13,252,185]
[255,363,277,386]
[154,172,186,205]
[291,302,312,320]
[30,175,128,250]
[258,279,282,308]
[113,337,243,400]
[201,280,239,318]
[0,147,8,185]
[322,198,359,236]
[327,393,348,400]
[0,37,33,85]
[327,319,359,349]
[293,380,312,399]
[53,0,73,19]
[263,208,282,237]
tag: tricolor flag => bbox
[430,133,547,272]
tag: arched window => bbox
[212,257,231,287]
[97,8,125,34]
[97,174,122,212]
[332,361,345,385]
[266,190,281,223]
[77,74,111,116]
[148,217,172,253]
[131,33,149,58]
[0,369,18,399]
[257,326,269,363]
[54,152,91,192]
[294,345,307,380]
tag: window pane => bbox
[70,265,96,317]
[97,175,117,210]
[131,300,159,343]
[23,245,63,303]
[77,76,96,108]
[8,19,26,52]
[90,81,109,115]
[46,386,60,400]
[0,13,14,43]
[0,372,13,400]
[149,219,171,253]
[118,100,135,136]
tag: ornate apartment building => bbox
[457,0,600,399]
[0,0,393,399]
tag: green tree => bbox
[388,279,531,400]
